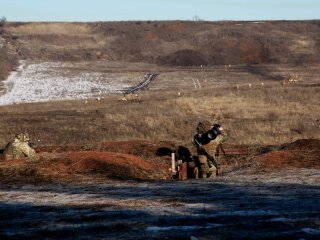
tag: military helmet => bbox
[196,120,212,135]
[15,133,24,141]
[22,133,30,142]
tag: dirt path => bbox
[1,168,319,240]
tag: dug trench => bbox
[1,139,319,183]
[0,139,319,239]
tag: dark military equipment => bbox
[194,124,221,146]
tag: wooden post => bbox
[171,152,176,175]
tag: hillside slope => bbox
[5,20,320,66]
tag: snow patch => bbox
[0,61,130,105]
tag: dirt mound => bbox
[254,139,320,170]
[2,139,318,183]
[161,49,208,66]
[35,140,175,158]
[0,140,175,183]
[42,151,166,180]
[281,139,320,151]
[0,151,171,183]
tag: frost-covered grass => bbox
[0,174,319,239]
[0,61,131,105]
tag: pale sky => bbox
[0,0,319,22]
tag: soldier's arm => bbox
[218,131,229,143]
[210,132,228,146]
[19,143,36,157]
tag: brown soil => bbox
[42,151,166,180]
[281,138,320,151]
[253,139,320,170]
[0,150,170,183]
[161,49,209,66]
[1,139,318,183]
[35,140,175,158]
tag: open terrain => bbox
[0,21,319,239]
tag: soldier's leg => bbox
[187,161,198,179]
[193,167,199,179]
[207,165,217,178]
[198,155,209,178]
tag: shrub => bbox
[0,16,6,34]
[0,46,18,80]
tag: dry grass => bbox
[7,23,91,35]
[5,20,320,64]
[0,46,18,80]
[0,83,319,147]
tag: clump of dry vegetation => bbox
[0,45,18,80]
[0,17,18,80]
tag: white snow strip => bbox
[0,61,130,105]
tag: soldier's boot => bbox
[199,163,209,179]
[207,170,217,178]
[207,165,217,178]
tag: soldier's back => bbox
[3,140,35,160]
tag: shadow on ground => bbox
[0,178,319,240]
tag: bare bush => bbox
[0,16,6,25]
[0,46,18,80]
[0,16,6,33]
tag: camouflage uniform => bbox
[198,132,228,178]
[3,133,36,160]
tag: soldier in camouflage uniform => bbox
[3,133,36,160]
[194,121,228,178]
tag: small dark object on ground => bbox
[156,147,173,156]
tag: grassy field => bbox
[0,81,319,147]
[0,20,319,147]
